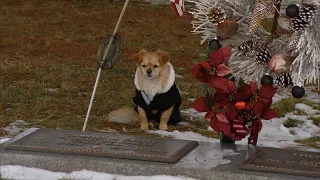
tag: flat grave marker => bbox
[4,128,199,163]
[241,147,320,178]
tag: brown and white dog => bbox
[107,49,182,130]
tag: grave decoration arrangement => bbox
[189,45,277,145]
[184,0,319,99]
[171,0,319,144]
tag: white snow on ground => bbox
[295,103,319,115]
[237,113,319,152]
[181,108,206,121]
[2,120,29,136]
[272,91,291,104]
[304,87,320,103]
[0,166,197,180]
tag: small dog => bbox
[107,49,182,130]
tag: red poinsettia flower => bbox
[190,94,220,122]
[211,76,236,95]
[234,82,258,102]
[252,84,277,120]
[228,82,258,119]
[189,45,232,86]
[190,96,212,112]
[211,78,258,120]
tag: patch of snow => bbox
[9,120,29,126]
[272,91,290,104]
[175,74,184,78]
[295,103,319,115]
[304,87,320,103]
[2,126,23,136]
[0,165,197,180]
[177,122,190,126]
[207,126,214,131]
[0,138,10,144]
[175,144,238,170]
[237,113,320,152]
[181,108,206,121]
[149,130,219,143]
[2,120,29,136]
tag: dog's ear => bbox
[132,49,147,64]
[156,50,170,65]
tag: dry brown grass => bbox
[0,0,206,135]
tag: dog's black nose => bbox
[147,70,152,74]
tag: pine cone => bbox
[238,39,267,56]
[291,5,317,32]
[274,72,293,88]
[287,31,301,52]
[299,5,317,22]
[206,6,226,24]
[291,16,309,31]
[249,2,268,34]
[256,48,271,64]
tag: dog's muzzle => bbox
[146,70,153,77]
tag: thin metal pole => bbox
[82,0,130,131]
[103,0,130,62]
[82,67,102,131]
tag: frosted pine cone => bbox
[256,48,272,64]
[238,39,267,56]
[206,6,226,25]
[287,31,301,52]
[299,5,317,22]
[291,16,309,31]
[274,72,293,88]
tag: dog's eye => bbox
[154,65,159,68]
[142,65,147,67]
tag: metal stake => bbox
[82,0,130,131]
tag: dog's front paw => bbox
[159,123,168,131]
[140,123,149,130]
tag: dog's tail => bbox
[106,107,139,124]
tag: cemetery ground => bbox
[0,0,319,152]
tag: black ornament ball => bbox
[286,4,300,18]
[208,38,222,54]
[261,75,273,85]
[291,86,305,99]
